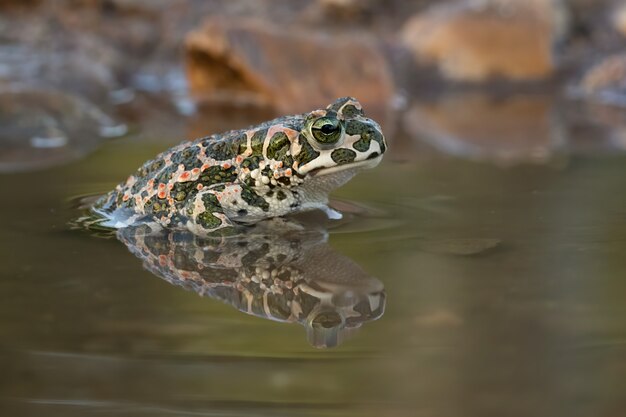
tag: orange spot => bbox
[148,179,154,186]
[285,169,292,177]
[222,162,231,169]
[159,255,167,266]
[201,163,209,171]
[192,168,200,175]
[122,194,130,202]
[277,161,283,168]
[158,190,166,199]
[168,183,173,190]
[180,172,191,181]
[197,184,204,190]
[158,183,166,190]
[236,155,243,164]
[234,188,240,193]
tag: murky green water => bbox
[2,131,626,417]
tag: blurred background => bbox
[1,0,626,416]
[1,0,626,168]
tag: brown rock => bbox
[184,18,395,119]
[403,94,564,164]
[401,0,568,82]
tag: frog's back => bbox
[93,114,306,229]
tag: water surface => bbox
[1,127,626,417]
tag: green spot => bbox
[331,148,356,164]
[341,104,363,118]
[138,158,165,178]
[295,136,320,166]
[241,186,270,212]
[250,129,268,156]
[346,120,384,153]
[197,211,222,229]
[204,133,245,160]
[195,192,224,230]
[155,164,178,186]
[202,193,222,211]
[327,97,355,112]
[266,132,290,160]
[241,156,262,170]
[276,190,287,201]
[353,137,371,152]
[171,146,202,170]
[172,181,197,205]
[199,166,237,186]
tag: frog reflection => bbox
[116,220,385,348]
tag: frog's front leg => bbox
[183,186,235,236]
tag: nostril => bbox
[367,152,380,160]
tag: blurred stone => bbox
[401,0,569,82]
[0,0,41,9]
[0,89,126,172]
[403,94,564,164]
[0,44,122,105]
[184,18,395,120]
[567,53,626,154]
[307,0,376,23]
[578,53,626,106]
[614,2,626,37]
[318,0,372,16]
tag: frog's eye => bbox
[311,117,343,146]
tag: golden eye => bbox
[311,117,343,145]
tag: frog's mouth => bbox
[307,153,383,177]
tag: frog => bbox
[92,97,386,236]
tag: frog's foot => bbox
[320,205,343,220]
[184,188,234,236]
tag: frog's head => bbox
[293,97,386,178]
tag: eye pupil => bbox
[321,123,336,134]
